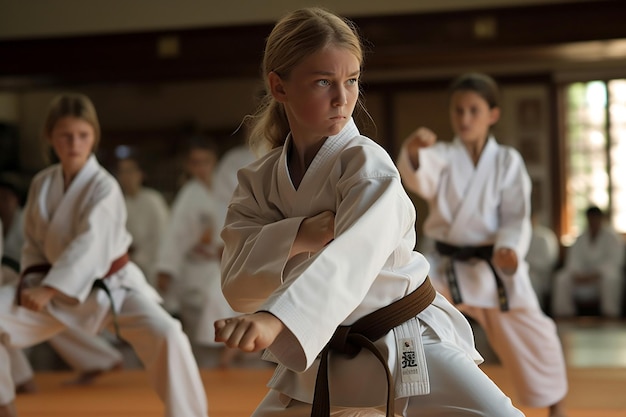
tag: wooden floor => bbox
[13,366,626,417]
[13,317,626,417]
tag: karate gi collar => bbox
[280,118,360,190]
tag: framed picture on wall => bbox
[499,85,552,226]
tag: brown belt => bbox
[311,277,436,417]
[16,253,130,337]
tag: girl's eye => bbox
[347,78,359,86]
[317,79,331,87]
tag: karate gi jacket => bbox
[221,120,481,407]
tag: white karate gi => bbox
[213,145,257,230]
[1,207,123,378]
[526,224,559,308]
[157,179,235,345]
[125,187,169,286]
[552,225,624,318]
[0,156,207,417]
[398,136,568,408]
[1,218,33,389]
[221,120,522,416]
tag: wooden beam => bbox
[0,1,624,87]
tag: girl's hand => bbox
[403,127,437,169]
[290,210,335,257]
[492,247,518,275]
[214,312,285,352]
[21,286,58,312]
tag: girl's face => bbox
[449,90,500,145]
[48,116,96,172]
[187,148,216,183]
[270,45,360,144]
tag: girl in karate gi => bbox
[397,73,568,417]
[155,137,239,367]
[1,177,124,388]
[214,8,524,417]
[0,93,208,417]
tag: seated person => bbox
[552,205,624,317]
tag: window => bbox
[564,79,626,241]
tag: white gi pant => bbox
[251,326,524,417]
[552,269,624,318]
[3,283,122,389]
[0,286,208,417]
[460,306,568,408]
[7,322,124,383]
[47,329,123,372]
[6,347,32,387]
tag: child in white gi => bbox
[552,205,624,318]
[1,176,124,387]
[155,137,238,367]
[116,156,169,288]
[0,93,208,417]
[214,8,524,417]
[397,73,568,416]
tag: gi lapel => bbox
[43,155,100,259]
[446,137,498,243]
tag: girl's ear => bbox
[489,107,501,125]
[268,71,287,103]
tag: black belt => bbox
[1,255,20,274]
[435,241,509,311]
[17,253,130,338]
[311,277,436,417]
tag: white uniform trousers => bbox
[252,326,524,417]
[461,305,568,408]
[0,286,208,417]
[48,328,123,372]
[7,347,33,387]
[551,269,624,318]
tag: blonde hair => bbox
[247,8,364,154]
[43,93,101,151]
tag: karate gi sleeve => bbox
[264,160,415,372]
[397,142,448,200]
[220,197,306,314]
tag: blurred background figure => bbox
[526,210,560,312]
[0,174,25,284]
[116,156,169,288]
[0,173,124,388]
[155,136,239,367]
[1,175,39,393]
[552,205,625,318]
[211,143,256,230]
